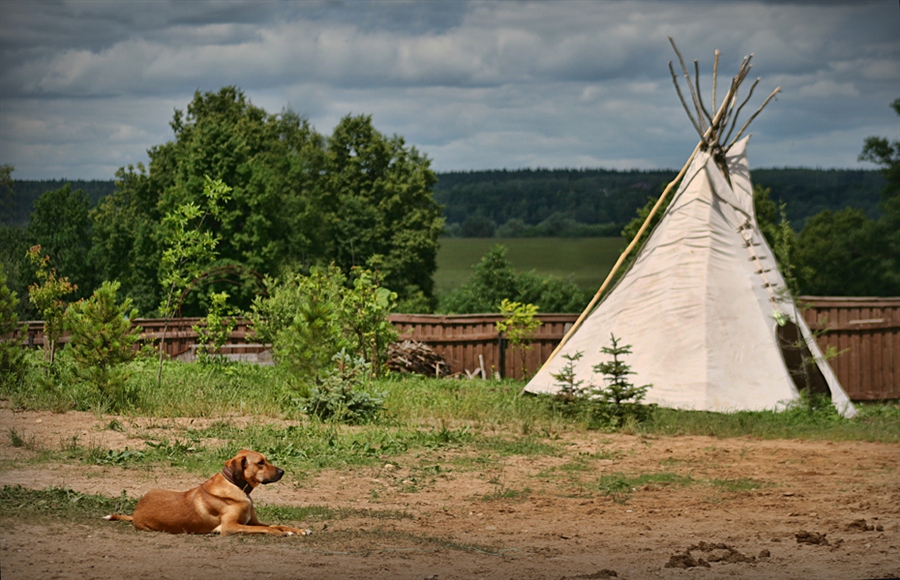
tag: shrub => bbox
[248,265,396,381]
[302,350,385,424]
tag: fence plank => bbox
[8,298,898,400]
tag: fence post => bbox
[498,331,505,379]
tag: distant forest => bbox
[4,168,885,235]
[434,167,885,237]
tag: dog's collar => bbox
[221,466,253,496]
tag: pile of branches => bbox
[387,340,449,377]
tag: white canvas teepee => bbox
[524,43,856,418]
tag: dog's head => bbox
[224,449,285,489]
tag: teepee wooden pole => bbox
[538,140,701,369]
[536,63,744,373]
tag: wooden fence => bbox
[10,297,898,401]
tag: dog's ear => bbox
[225,452,247,476]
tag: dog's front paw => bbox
[301,528,312,536]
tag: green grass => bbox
[0,485,137,523]
[435,237,625,294]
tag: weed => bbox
[8,428,37,449]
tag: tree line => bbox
[435,167,884,238]
[1,87,444,318]
[1,91,896,320]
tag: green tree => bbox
[795,208,883,296]
[26,246,76,365]
[156,176,230,382]
[248,265,396,381]
[322,114,443,308]
[93,88,441,313]
[90,164,163,315]
[25,184,95,300]
[857,97,900,294]
[65,281,142,409]
[754,185,803,295]
[496,298,541,377]
[591,334,653,425]
[192,291,237,361]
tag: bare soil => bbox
[1,404,898,580]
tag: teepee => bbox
[524,41,856,417]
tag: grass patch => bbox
[597,472,695,504]
[643,403,900,443]
[709,477,767,493]
[0,485,136,523]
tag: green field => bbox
[434,237,625,295]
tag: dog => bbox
[104,449,311,536]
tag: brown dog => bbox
[104,449,310,536]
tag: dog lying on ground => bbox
[104,449,311,536]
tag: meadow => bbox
[434,237,625,294]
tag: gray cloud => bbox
[0,0,897,179]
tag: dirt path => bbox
[1,406,898,579]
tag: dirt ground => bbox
[0,404,898,580]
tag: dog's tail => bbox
[103,514,133,522]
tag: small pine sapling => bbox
[591,334,654,424]
[549,350,587,403]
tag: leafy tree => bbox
[795,208,883,296]
[65,281,142,409]
[192,291,237,361]
[792,98,900,297]
[92,88,441,312]
[156,176,230,382]
[0,226,31,318]
[25,184,95,300]
[26,246,77,365]
[249,266,347,381]
[322,114,443,308]
[90,164,163,315]
[496,299,541,377]
[754,185,803,295]
[340,267,398,377]
[857,97,900,294]
[248,265,395,381]
[0,165,15,226]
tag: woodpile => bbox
[387,340,449,377]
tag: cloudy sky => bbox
[1,0,898,180]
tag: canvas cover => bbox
[524,138,856,417]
